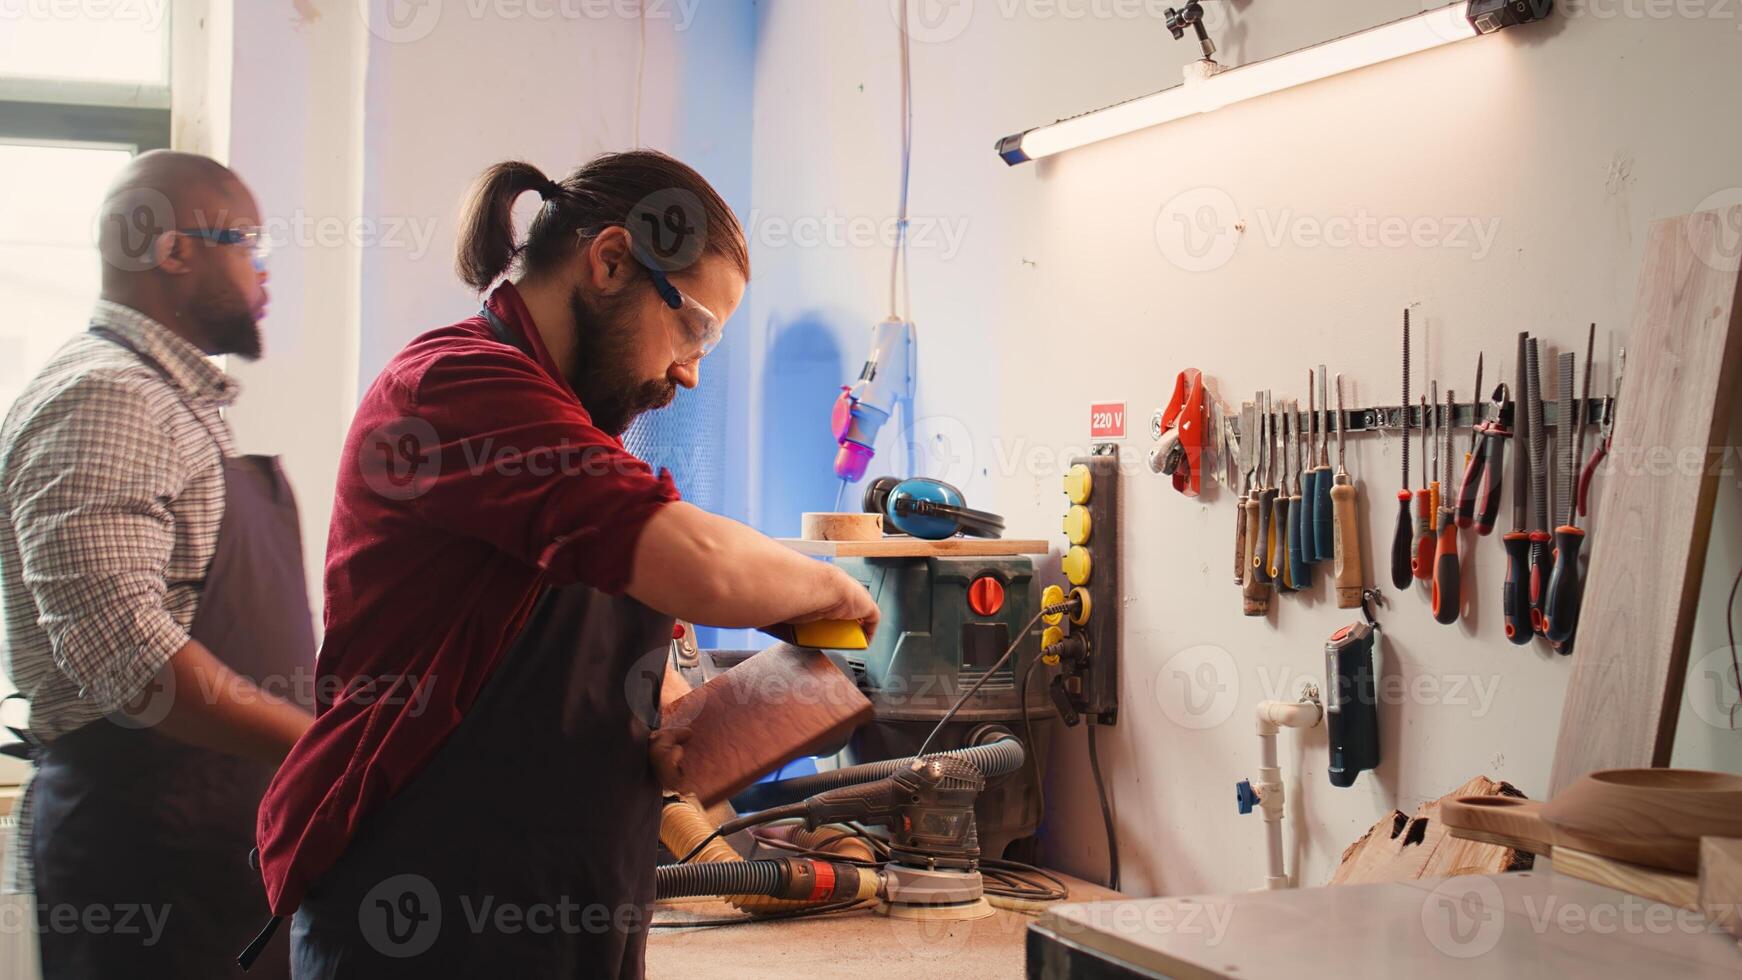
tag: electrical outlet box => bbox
[1060,448,1120,725]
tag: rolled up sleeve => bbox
[4,375,190,711]
[398,347,680,595]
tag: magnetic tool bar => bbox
[1220,396,1608,441]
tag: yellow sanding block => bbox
[759,619,868,650]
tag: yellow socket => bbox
[1040,626,1064,665]
[1063,505,1092,545]
[1062,545,1092,586]
[1063,463,1093,504]
[1070,587,1093,626]
[1041,584,1066,625]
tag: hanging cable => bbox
[633,0,647,147]
[1726,562,1741,729]
[890,0,914,322]
[1087,722,1120,891]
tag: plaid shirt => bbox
[0,300,238,892]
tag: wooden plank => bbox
[1331,775,1533,885]
[665,643,873,807]
[1554,847,1700,911]
[1549,205,1742,794]
[776,536,1050,558]
[1701,837,1742,942]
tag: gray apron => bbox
[283,307,674,979]
[27,328,315,979]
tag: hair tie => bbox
[540,179,564,201]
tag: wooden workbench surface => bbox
[776,537,1052,558]
[1030,863,1742,979]
[647,871,1117,980]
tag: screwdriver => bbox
[1432,388,1461,625]
[1273,405,1292,590]
[1502,333,1534,644]
[1545,328,1595,647]
[1235,400,1254,587]
[1311,364,1334,563]
[1331,374,1364,608]
[1455,353,1484,527]
[1243,393,1273,616]
[1413,394,1433,580]
[1391,311,1414,590]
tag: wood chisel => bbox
[1331,374,1364,608]
[1273,404,1292,589]
[1234,400,1253,586]
[1282,403,1309,591]
[1502,332,1534,644]
[1391,311,1414,590]
[1413,393,1433,580]
[1260,393,1280,585]
[1432,387,1461,625]
[1311,364,1334,563]
[1545,337,1591,650]
[1525,338,1552,634]
[1243,393,1272,616]
[1300,370,1317,563]
[1455,353,1485,527]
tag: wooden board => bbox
[1550,205,1742,794]
[1555,847,1700,911]
[777,536,1050,558]
[1331,775,1533,885]
[665,643,873,807]
[1701,837,1742,942]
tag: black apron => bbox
[285,308,674,979]
[29,330,316,979]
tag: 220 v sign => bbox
[1089,402,1126,440]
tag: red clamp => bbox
[1156,368,1207,497]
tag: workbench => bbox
[1027,865,1742,978]
[647,871,1117,979]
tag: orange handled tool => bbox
[1432,388,1461,625]
[1390,311,1414,591]
[1413,393,1434,579]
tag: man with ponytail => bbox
[252,151,877,978]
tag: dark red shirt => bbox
[255,282,679,912]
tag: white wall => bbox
[748,0,1742,896]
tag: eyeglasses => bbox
[178,227,270,272]
[631,252,723,365]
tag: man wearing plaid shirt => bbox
[0,151,314,979]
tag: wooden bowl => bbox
[1543,769,1742,874]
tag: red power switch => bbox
[968,576,1005,617]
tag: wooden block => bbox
[1332,775,1533,885]
[665,643,873,807]
[776,537,1051,558]
[1701,837,1742,942]
[1554,847,1700,912]
[1550,204,1742,793]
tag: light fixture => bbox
[996,1,1551,165]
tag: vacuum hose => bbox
[654,856,876,905]
[658,798,874,912]
[733,735,1025,811]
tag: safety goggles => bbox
[638,261,723,365]
[179,227,271,273]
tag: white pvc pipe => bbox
[1250,698,1324,890]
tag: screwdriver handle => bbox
[1253,488,1277,585]
[1311,466,1335,563]
[1528,531,1553,635]
[1412,488,1434,580]
[1431,513,1461,625]
[1542,526,1586,647]
[1282,494,1309,588]
[1331,479,1363,608]
[1234,493,1249,585]
[1273,495,1291,587]
[1390,490,1414,590]
[1298,469,1318,561]
[1475,431,1508,536]
[1455,444,1483,529]
[1502,531,1534,645]
[1242,499,1270,616]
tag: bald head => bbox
[96,150,270,359]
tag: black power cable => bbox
[1086,722,1120,892]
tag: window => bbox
[0,6,171,712]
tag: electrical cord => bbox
[1020,656,1048,833]
[911,605,1055,760]
[651,900,875,929]
[633,0,646,146]
[890,0,914,321]
[1727,562,1741,729]
[1086,721,1120,892]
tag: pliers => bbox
[1457,382,1511,536]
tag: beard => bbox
[565,286,677,437]
[190,277,263,360]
